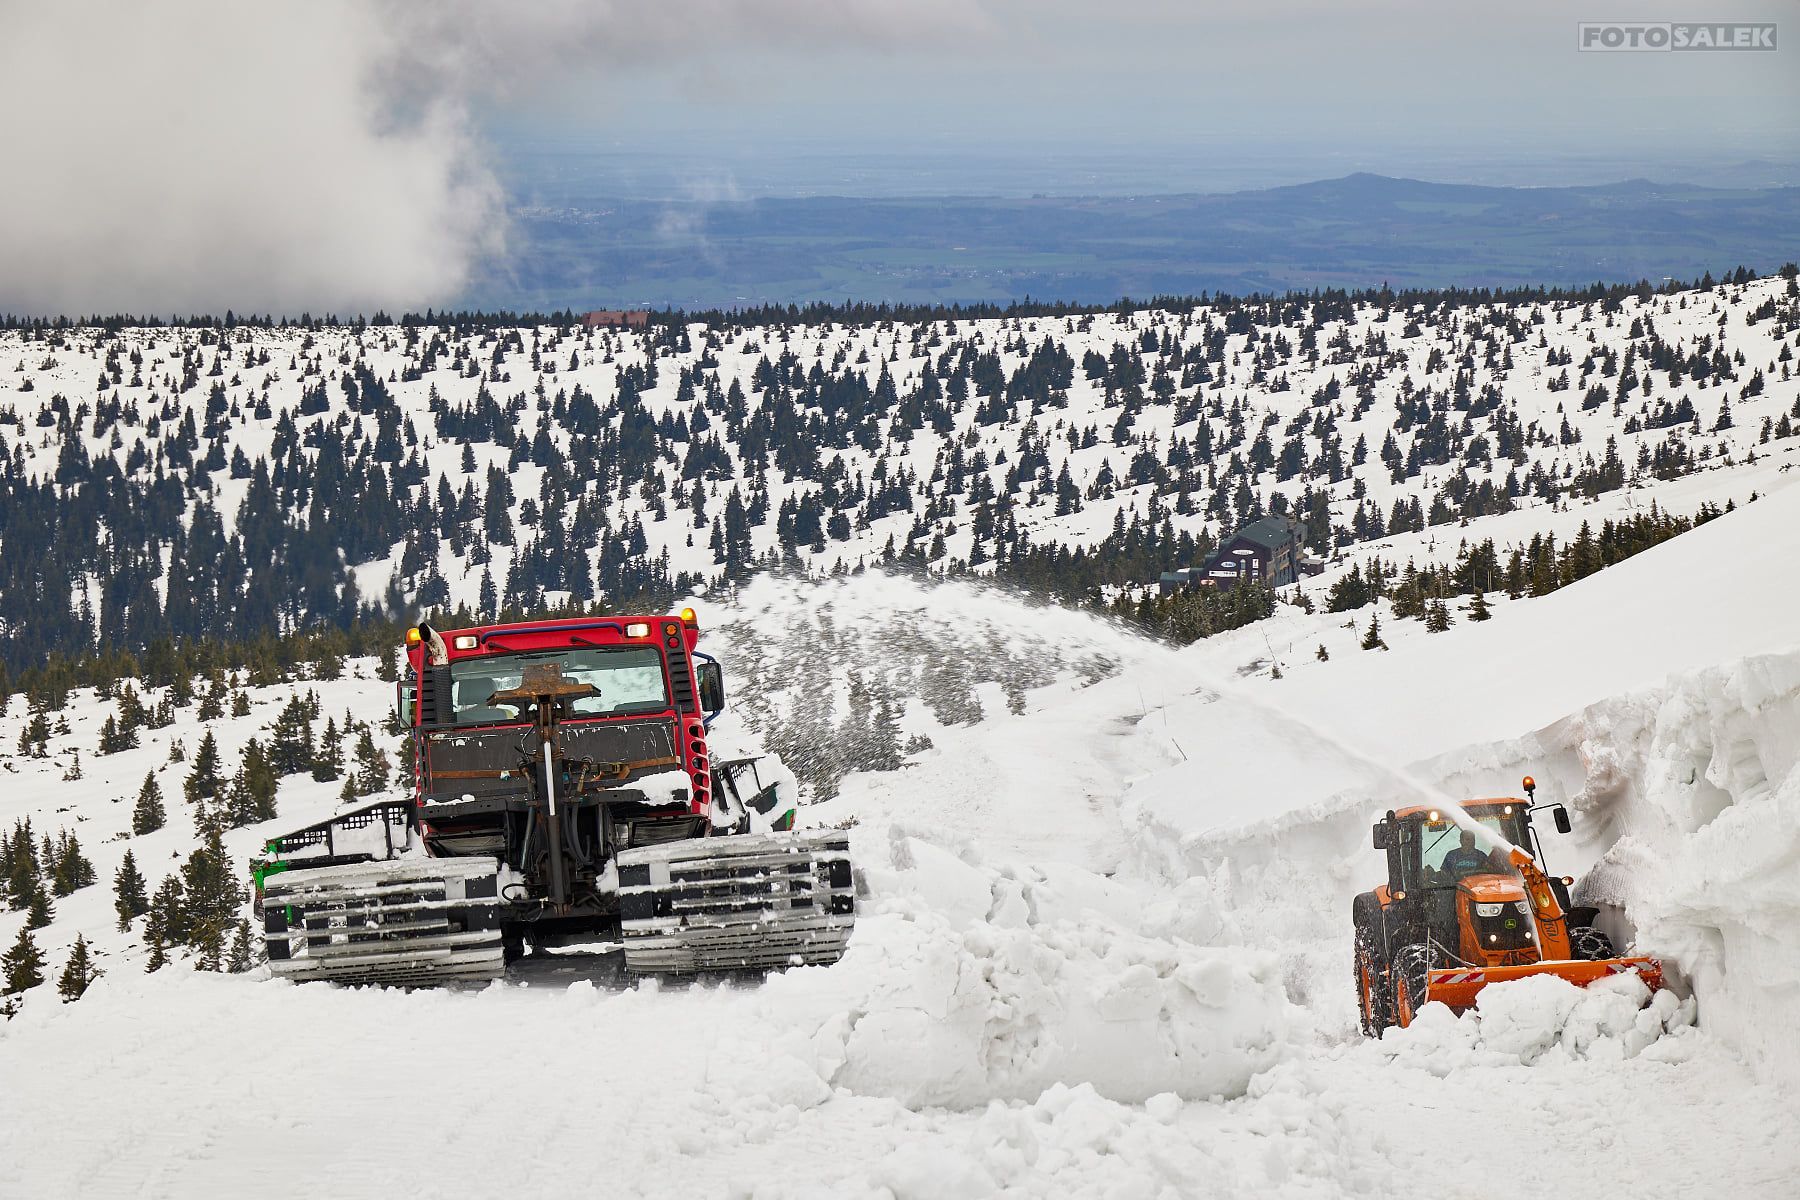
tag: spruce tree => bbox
[197,674,227,721]
[118,683,147,731]
[6,817,38,910]
[132,772,167,835]
[1316,643,1330,661]
[226,918,256,973]
[98,714,137,754]
[240,738,279,823]
[57,934,98,1001]
[311,717,344,782]
[1360,608,1386,651]
[115,850,150,930]
[50,831,94,895]
[1425,599,1452,633]
[192,920,225,972]
[1390,564,1425,620]
[181,830,243,959]
[144,922,170,973]
[185,731,223,804]
[2,925,45,994]
[148,875,188,950]
[26,885,53,930]
[1467,590,1493,622]
[354,729,390,795]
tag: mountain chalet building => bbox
[1159,516,1317,593]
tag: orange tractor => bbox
[1353,777,1663,1034]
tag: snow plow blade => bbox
[616,830,855,974]
[1425,955,1664,1011]
[262,857,506,987]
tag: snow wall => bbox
[1123,648,1800,1087]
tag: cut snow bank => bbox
[1124,648,1800,1086]
[756,829,1299,1108]
[1555,651,1800,1088]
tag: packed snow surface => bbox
[5,490,1800,1196]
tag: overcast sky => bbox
[0,0,1792,316]
[498,0,1798,165]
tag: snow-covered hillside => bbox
[2,272,1798,675]
[2,472,1798,1196]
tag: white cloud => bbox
[0,0,987,317]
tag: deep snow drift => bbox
[4,490,1800,1196]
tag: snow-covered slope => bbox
[2,272,1798,672]
[4,275,1800,1195]
[4,489,1800,1194]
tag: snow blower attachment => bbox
[1352,776,1663,1035]
[253,611,856,986]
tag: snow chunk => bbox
[760,838,1298,1110]
[1387,973,1694,1069]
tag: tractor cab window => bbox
[1420,812,1520,885]
[450,647,670,726]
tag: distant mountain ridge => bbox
[478,173,1800,311]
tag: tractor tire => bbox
[1569,925,1616,962]
[1351,897,1392,1037]
[1390,942,1436,1028]
[1355,942,1391,1037]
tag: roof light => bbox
[1522,775,1536,793]
[1427,810,1441,823]
[453,635,478,650]
[626,622,650,638]
[405,627,422,646]
[679,607,698,625]
[1502,805,1514,815]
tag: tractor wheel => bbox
[1351,902,1391,1037]
[1355,942,1391,1037]
[1390,943,1436,1028]
[1569,925,1616,961]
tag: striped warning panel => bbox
[1431,970,1487,986]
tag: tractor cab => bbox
[1373,797,1564,967]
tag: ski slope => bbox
[4,489,1800,1196]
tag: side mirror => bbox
[695,660,725,715]
[1372,821,1391,851]
[1553,805,1572,835]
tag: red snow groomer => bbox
[1352,777,1663,1033]
[254,610,854,985]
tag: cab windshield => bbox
[449,647,670,725]
[1420,809,1524,884]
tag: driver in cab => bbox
[1440,829,1497,880]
